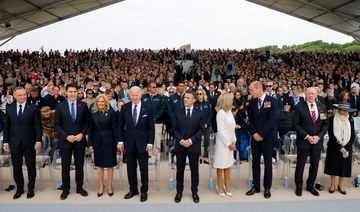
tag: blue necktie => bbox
[186,108,191,119]
[133,104,138,126]
[18,104,23,120]
[71,102,76,122]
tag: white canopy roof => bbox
[247,0,360,40]
[0,0,124,41]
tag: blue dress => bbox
[88,108,118,167]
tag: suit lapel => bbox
[75,102,81,122]
[63,101,73,122]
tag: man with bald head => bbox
[246,81,277,199]
[118,86,155,202]
[292,87,328,197]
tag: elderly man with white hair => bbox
[118,86,155,202]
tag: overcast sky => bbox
[0,0,355,52]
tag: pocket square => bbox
[142,115,147,117]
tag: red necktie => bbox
[311,104,316,124]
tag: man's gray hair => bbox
[128,86,142,95]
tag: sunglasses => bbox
[87,93,93,95]
[169,91,175,94]
[197,93,203,95]
[265,85,273,87]
[93,85,99,87]
[151,86,156,88]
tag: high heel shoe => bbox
[216,185,225,197]
[108,187,114,197]
[97,185,105,197]
[223,184,232,197]
[337,185,346,195]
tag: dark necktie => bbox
[150,94,153,101]
[186,108,191,119]
[18,104,23,119]
[71,102,76,122]
[133,104,138,126]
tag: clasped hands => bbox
[340,147,348,154]
[181,140,192,148]
[307,135,320,144]
[66,133,84,143]
[253,133,263,142]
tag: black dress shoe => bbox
[246,187,260,196]
[13,189,24,199]
[337,185,346,195]
[140,193,148,202]
[60,191,69,200]
[264,189,271,199]
[27,190,34,199]
[124,191,139,199]
[174,193,182,203]
[76,188,88,197]
[192,193,200,203]
[315,183,324,191]
[306,187,319,196]
[295,187,302,196]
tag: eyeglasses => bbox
[87,93,93,95]
[265,85,273,87]
[197,93,203,95]
[93,85,99,87]
[169,91,175,94]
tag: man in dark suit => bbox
[207,82,221,133]
[172,90,205,203]
[92,81,104,98]
[118,81,129,99]
[349,85,360,116]
[3,87,42,199]
[54,83,89,200]
[246,81,278,199]
[292,87,328,197]
[118,86,155,202]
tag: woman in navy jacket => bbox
[89,94,118,197]
[194,88,213,164]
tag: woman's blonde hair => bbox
[196,88,208,102]
[92,94,110,113]
[215,92,234,112]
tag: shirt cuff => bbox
[118,142,123,145]
[36,142,41,144]
[304,135,309,140]
[179,139,184,145]
[189,139,192,144]
[147,144,153,147]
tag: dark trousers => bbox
[60,142,85,191]
[294,145,321,188]
[202,126,211,158]
[11,145,36,190]
[126,146,149,194]
[176,150,199,194]
[251,140,273,190]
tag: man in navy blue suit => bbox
[246,81,278,199]
[54,83,89,200]
[118,86,155,202]
[207,82,221,133]
[172,90,205,203]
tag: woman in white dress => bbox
[213,92,236,197]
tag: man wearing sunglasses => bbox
[142,81,165,163]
